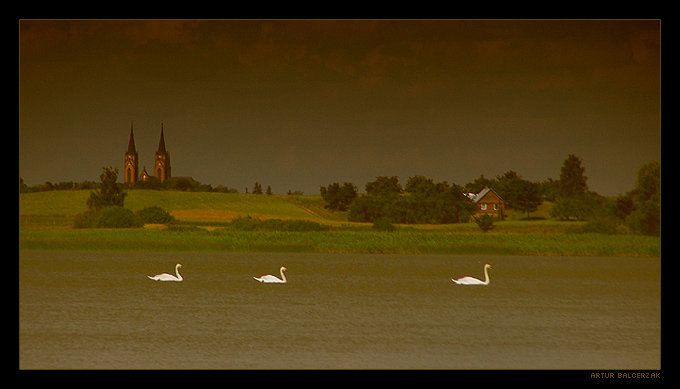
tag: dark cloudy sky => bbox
[19,20,660,196]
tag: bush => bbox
[372,217,395,231]
[474,214,496,233]
[576,216,621,235]
[74,206,143,228]
[96,206,143,228]
[136,206,176,224]
[228,216,329,232]
[549,193,599,221]
[73,209,100,229]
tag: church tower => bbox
[124,122,139,184]
[154,123,171,182]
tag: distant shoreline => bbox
[19,229,660,257]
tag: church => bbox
[124,122,171,184]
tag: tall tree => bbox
[551,154,596,220]
[558,154,588,197]
[626,160,660,236]
[86,167,127,209]
[512,180,542,218]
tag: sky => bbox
[19,19,661,196]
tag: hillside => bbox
[18,190,661,256]
[18,190,340,227]
[19,189,556,228]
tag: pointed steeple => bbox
[154,122,171,182]
[127,121,137,153]
[157,122,167,154]
[124,121,139,184]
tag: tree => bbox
[405,175,436,197]
[320,182,358,211]
[551,155,595,220]
[549,193,599,221]
[464,174,492,194]
[558,154,588,197]
[510,179,542,218]
[252,182,263,194]
[348,176,476,224]
[626,161,660,236]
[86,167,127,210]
[365,176,402,198]
[266,185,273,195]
[538,177,559,201]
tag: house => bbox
[468,187,505,220]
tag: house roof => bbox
[469,187,504,203]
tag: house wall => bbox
[475,191,505,219]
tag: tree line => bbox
[320,154,660,236]
[321,176,478,224]
[21,154,660,236]
[20,176,290,196]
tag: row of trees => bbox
[22,154,660,236]
[20,175,290,196]
[247,182,273,195]
[321,176,478,224]
[320,155,660,236]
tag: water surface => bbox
[19,251,661,369]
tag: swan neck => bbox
[483,266,490,285]
[176,264,183,281]
[280,267,287,282]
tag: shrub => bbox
[474,214,496,233]
[372,217,395,231]
[576,216,621,235]
[74,206,143,228]
[136,206,176,224]
[228,216,329,232]
[73,209,100,229]
[96,206,143,228]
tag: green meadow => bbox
[19,190,661,256]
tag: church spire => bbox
[154,122,171,182]
[124,121,139,184]
[157,122,167,154]
[127,121,137,153]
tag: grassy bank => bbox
[19,190,661,256]
[18,228,661,256]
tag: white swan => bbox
[148,263,183,282]
[452,263,492,285]
[254,266,287,283]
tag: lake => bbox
[19,251,661,369]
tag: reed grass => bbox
[19,228,661,257]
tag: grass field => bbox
[18,190,661,256]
